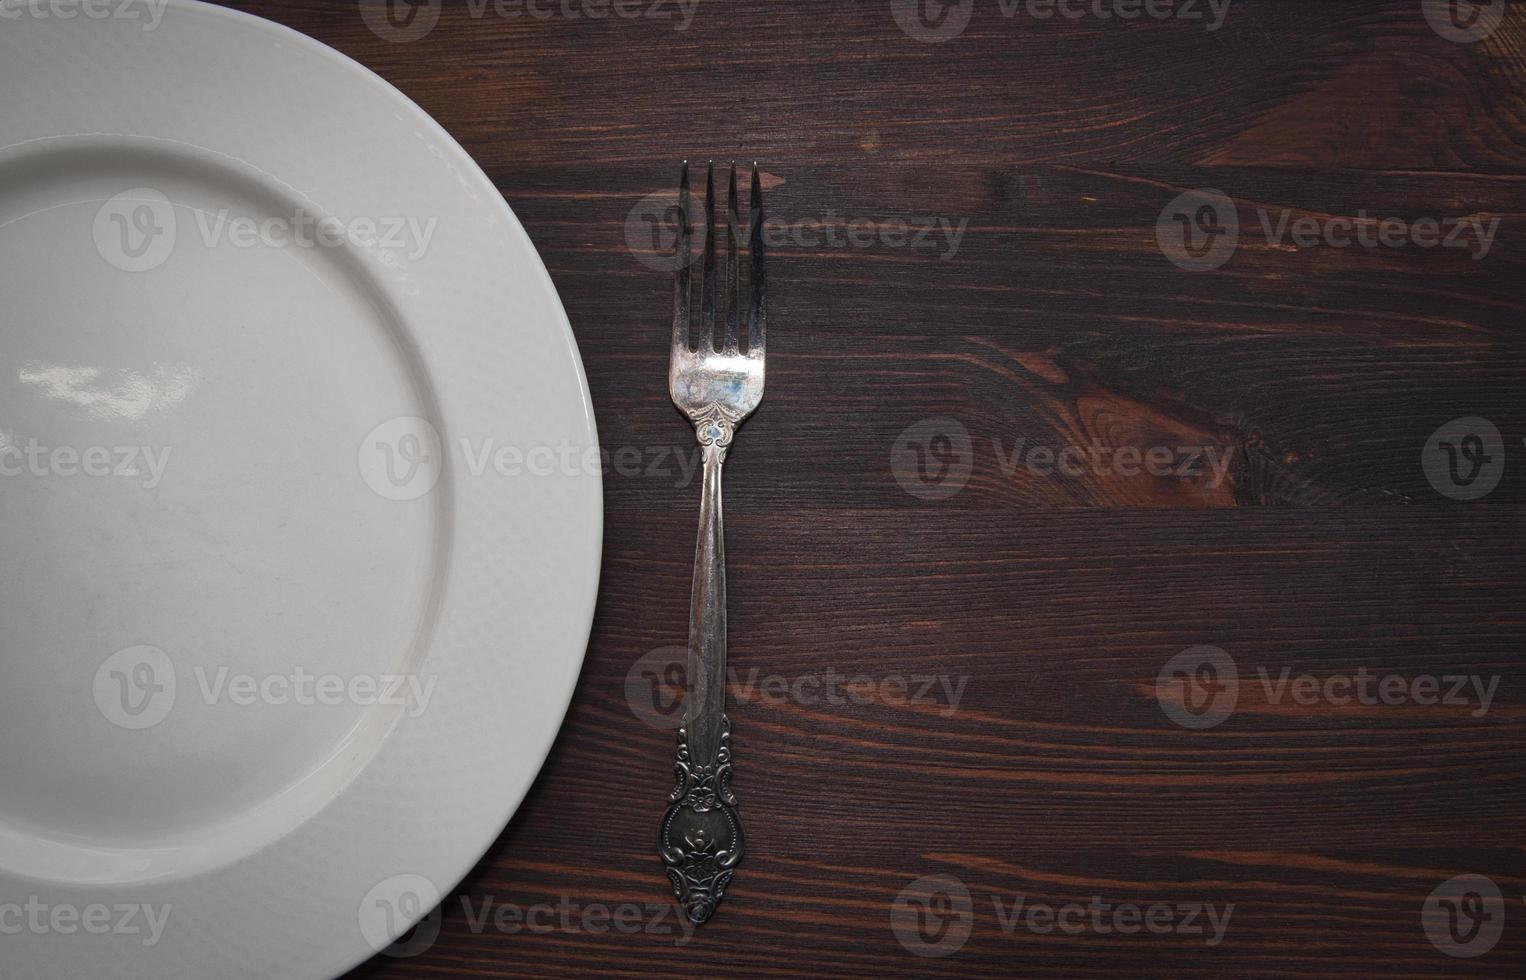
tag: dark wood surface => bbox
[222,1,1522,975]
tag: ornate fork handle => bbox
[659,414,745,925]
[659,161,764,925]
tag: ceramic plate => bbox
[0,2,600,976]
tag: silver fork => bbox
[658,161,765,925]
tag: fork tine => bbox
[748,163,766,355]
[723,162,740,353]
[701,161,717,352]
[672,161,690,353]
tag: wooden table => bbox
[221,1,1523,975]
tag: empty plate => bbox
[0,2,601,976]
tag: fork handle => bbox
[659,424,743,924]
[686,437,729,763]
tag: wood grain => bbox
[212,0,1526,975]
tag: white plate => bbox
[0,2,601,976]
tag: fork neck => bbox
[691,410,736,457]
